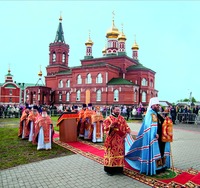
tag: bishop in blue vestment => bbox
[125,97,171,175]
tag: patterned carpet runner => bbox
[53,133,200,188]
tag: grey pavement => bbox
[1,122,200,188]
[0,155,150,188]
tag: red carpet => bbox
[53,133,200,188]
[67,142,104,158]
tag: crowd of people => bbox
[74,99,172,176]
[1,102,199,123]
[158,105,200,124]
[5,98,199,177]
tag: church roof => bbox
[4,83,16,88]
[107,78,134,85]
[16,83,37,88]
[5,72,12,76]
[126,62,155,73]
[54,16,65,43]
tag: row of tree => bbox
[177,97,197,103]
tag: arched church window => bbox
[66,80,70,87]
[142,91,146,102]
[87,73,92,84]
[58,80,63,88]
[77,75,82,84]
[96,90,101,101]
[66,92,70,101]
[141,78,148,86]
[52,52,56,62]
[114,89,119,101]
[62,52,66,63]
[96,73,103,84]
[76,90,80,101]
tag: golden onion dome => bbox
[38,70,42,77]
[102,46,106,54]
[132,40,139,50]
[59,15,62,22]
[85,31,93,46]
[85,38,93,46]
[106,20,119,38]
[118,31,126,41]
[59,11,62,22]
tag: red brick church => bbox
[44,15,158,106]
[0,15,158,106]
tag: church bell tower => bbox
[46,15,70,75]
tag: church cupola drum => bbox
[118,24,127,54]
[131,37,139,60]
[106,12,120,55]
[84,31,94,59]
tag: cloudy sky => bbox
[0,1,199,103]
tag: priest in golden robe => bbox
[82,103,95,140]
[103,105,131,175]
[91,106,104,143]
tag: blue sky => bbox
[0,1,199,103]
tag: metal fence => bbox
[175,113,197,124]
[0,111,21,118]
[1,109,199,125]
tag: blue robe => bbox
[125,109,171,175]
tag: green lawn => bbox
[0,116,138,170]
[0,117,73,170]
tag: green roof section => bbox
[16,82,41,88]
[5,73,12,76]
[107,78,134,85]
[54,19,65,43]
[127,62,154,72]
[4,84,16,88]
[5,69,13,76]
[84,56,94,60]
[117,52,127,56]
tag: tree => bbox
[191,97,196,102]
[177,97,196,103]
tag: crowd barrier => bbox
[0,111,21,118]
[195,115,200,125]
[2,109,198,125]
[175,113,197,124]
